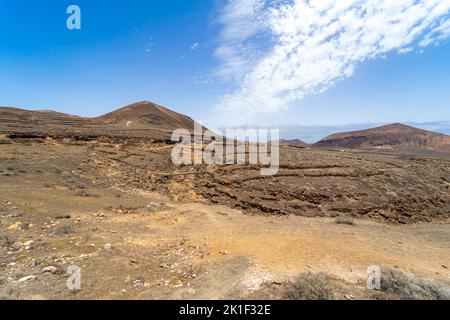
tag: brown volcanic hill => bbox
[279,139,308,147]
[97,101,196,131]
[313,123,450,153]
[0,101,200,141]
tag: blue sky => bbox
[1,0,450,136]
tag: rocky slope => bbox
[314,123,450,153]
[0,101,199,141]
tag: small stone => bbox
[133,278,148,288]
[8,222,22,231]
[17,275,37,282]
[104,243,112,251]
[41,266,57,274]
[11,241,23,250]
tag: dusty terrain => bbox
[77,139,450,224]
[1,137,449,300]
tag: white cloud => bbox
[145,36,155,53]
[215,0,450,117]
[214,0,269,81]
[190,42,200,50]
[398,47,413,54]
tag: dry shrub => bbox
[54,224,74,236]
[282,273,335,300]
[0,234,16,245]
[335,216,355,225]
[381,267,450,300]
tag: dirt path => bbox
[128,201,450,297]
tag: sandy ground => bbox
[0,142,449,300]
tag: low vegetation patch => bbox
[282,272,335,300]
[381,267,450,300]
[335,216,355,225]
[0,234,16,245]
[54,224,74,236]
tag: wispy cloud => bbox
[145,36,155,53]
[190,42,200,50]
[214,0,269,81]
[215,0,450,117]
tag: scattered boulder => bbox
[8,222,22,231]
[11,241,23,251]
[23,240,34,247]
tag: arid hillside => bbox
[0,101,198,142]
[279,139,308,147]
[0,102,450,300]
[97,101,197,132]
[314,123,450,154]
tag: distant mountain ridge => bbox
[235,122,450,144]
[313,123,450,154]
[279,139,308,147]
[2,103,450,154]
